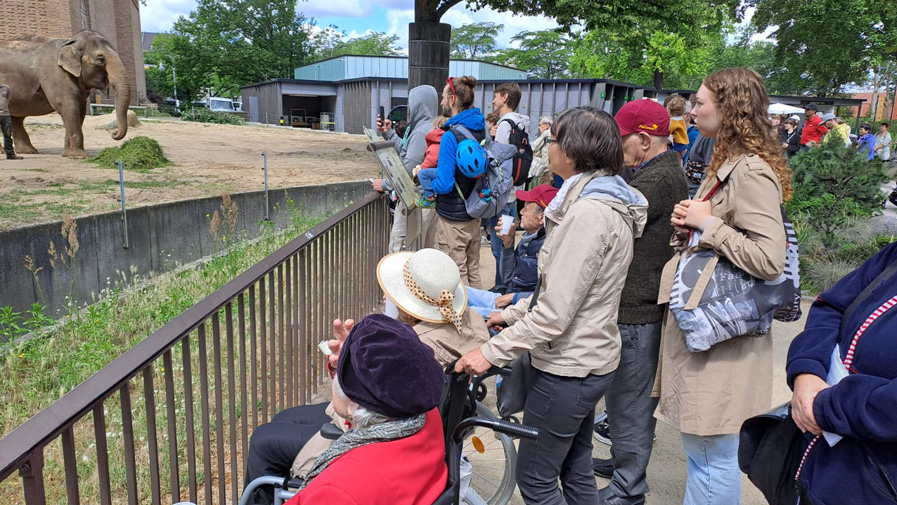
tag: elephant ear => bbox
[57,39,82,77]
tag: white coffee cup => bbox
[499,215,514,235]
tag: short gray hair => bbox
[539,115,554,126]
[332,377,396,430]
[551,107,624,175]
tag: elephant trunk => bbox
[106,50,130,141]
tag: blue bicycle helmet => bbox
[456,139,488,178]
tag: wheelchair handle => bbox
[452,416,540,444]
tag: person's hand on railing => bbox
[328,319,355,368]
[372,179,385,193]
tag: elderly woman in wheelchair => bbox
[243,249,490,505]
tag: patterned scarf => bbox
[299,413,426,489]
[403,261,464,333]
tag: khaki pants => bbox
[436,215,482,288]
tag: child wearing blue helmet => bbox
[416,120,488,208]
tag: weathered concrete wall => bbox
[0,181,372,316]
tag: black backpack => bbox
[501,118,533,186]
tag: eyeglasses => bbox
[545,138,557,145]
[446,77,456,98]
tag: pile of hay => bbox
[88,136,169,172]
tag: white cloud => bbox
[300,0,373,19]
[141,0,196,32]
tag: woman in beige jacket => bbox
[659,68,794,505]
[457,107,648,505]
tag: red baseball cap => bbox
[615,99,671,137]
[516,184,559,209]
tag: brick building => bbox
[853,91,897,122]
[0,0,147,103]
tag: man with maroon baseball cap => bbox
[591,100,689,505]
[466,184,557,318]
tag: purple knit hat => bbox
[337,314,444,418]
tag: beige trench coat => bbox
[653,154,786,436]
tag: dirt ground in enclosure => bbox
[0,114,381,231]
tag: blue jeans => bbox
[466,287,500,318]
[680,433,741,505]
[486,203,515,287]
[418,167,437,198]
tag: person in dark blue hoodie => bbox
[432,76,487,288]
[787,240,897,505]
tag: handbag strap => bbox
[528,276,542,312]
[838,257,897,338]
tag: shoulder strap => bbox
[839,257,897,336]
[451,124,477,141]
[501,118,519,130]
[527,276,542,312]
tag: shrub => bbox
[180,106,245,125]
[786,143,888,245]
[88,136,170,172]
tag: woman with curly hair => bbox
[655,68,794,505]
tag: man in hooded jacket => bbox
[374,85,438,251]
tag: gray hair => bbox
[539,115,554,126]
[332,376,396,430]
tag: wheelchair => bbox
[239,367,535,505]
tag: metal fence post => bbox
[118,160,129,249]
[262,152,269,221]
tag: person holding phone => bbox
[372,86,439,251]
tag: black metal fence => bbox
[0,192,390,505]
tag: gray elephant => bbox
[0,30,130,159]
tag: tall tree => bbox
[751,0,894,96]
[331,32,402,57]
[450,22,503,59]
[494,30,571,79]
[150,0,317,100]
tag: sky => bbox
[141,0,561,50]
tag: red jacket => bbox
[421,129,445,169]
[801,115,827,146]
[288,409,447,505]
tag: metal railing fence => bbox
[0,192,390,505]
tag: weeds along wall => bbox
[0,181,372,318]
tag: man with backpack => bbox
[488,82,533,286]
[431,76,489,288]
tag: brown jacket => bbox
[654,154,786,436]
[481,171,647,377]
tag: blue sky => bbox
[140,0,560,51]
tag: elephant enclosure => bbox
[0,114,380,231]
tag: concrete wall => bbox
[0,181,373,317]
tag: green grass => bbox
[102,178,177,189]
[88,136,170,172]
[1,202,324,435]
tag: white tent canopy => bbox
[768,103,807,115]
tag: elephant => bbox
[0,30,130,159]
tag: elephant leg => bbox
[60,105,88,159]
[11,117,38,154]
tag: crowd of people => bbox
[241,68,896,505]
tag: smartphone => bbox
[379,106,385,126]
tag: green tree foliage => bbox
[786,144,889,243]
[331,32,401,57]
[450,22,503,59]
[750,0,896,96]
[146,0,317,101]
[490,30,571,79]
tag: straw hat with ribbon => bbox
[376,248,467,333]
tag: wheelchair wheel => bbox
[462,402,517,505]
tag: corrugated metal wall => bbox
[343,81,372,134]
[475,81,596,134]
